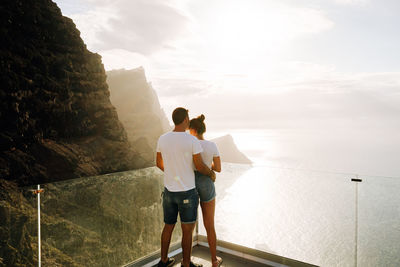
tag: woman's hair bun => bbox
[189,114,206,134]
[198,114,205,122]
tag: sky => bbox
[53,0,400,173]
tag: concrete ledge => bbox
[124,234,317,267]
[197,235,318,267]
[123,235,198,267]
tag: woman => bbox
[189,115,223,267]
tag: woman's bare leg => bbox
[200,199,217,262]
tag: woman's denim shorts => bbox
[195,171,216,203]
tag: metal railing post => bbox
[351,176,362,267]
[33,184,43,267]
[37,184,41,267]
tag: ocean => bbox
[199,129,400,266]
[198,163,400,266]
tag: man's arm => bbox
[156,152,164,171]
[193,153,216,181]
[212,156,221,172]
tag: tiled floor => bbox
[170,245,270,267]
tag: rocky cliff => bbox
[0,0,143,186]
[107,68,171,166]
[211,135,252,164]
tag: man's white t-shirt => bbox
[156,132,203,192]
[198,140,220,169]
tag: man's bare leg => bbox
[181,222,196,267]
[161,223,176,263]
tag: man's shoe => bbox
[158,257,175,267]
[180,261,203,267]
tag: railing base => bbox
[197,235,317,267]
[124,234,317,267]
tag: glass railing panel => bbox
[358,175,400,267]
[198,163,356,266]
[0,182,39,267]
[39,167,181,267]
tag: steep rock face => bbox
[107,68,171,166]
[0,0,142,186]
[211,135,252,164]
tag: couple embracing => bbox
[156,107,223,267]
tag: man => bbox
[156,107,216,267]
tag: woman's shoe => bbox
[212,256,223,267]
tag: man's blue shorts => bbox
[162,187,199,224]
[195,171,216,203]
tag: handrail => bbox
[251,163,400,179]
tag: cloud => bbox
[68,0,191,54]
[157,71,400,132]
[152,77,211,97]
[333,0,369,5]
[201,1,334,64]
[100,49,149,71]
[276,6,334,37]
[68,6,114,50]
[55,0,399,132]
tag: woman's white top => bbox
[198,140,220,168]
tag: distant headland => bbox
[211,134,252,164]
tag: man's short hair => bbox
[172,107,189,125]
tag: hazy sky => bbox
[54,0,400,133]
